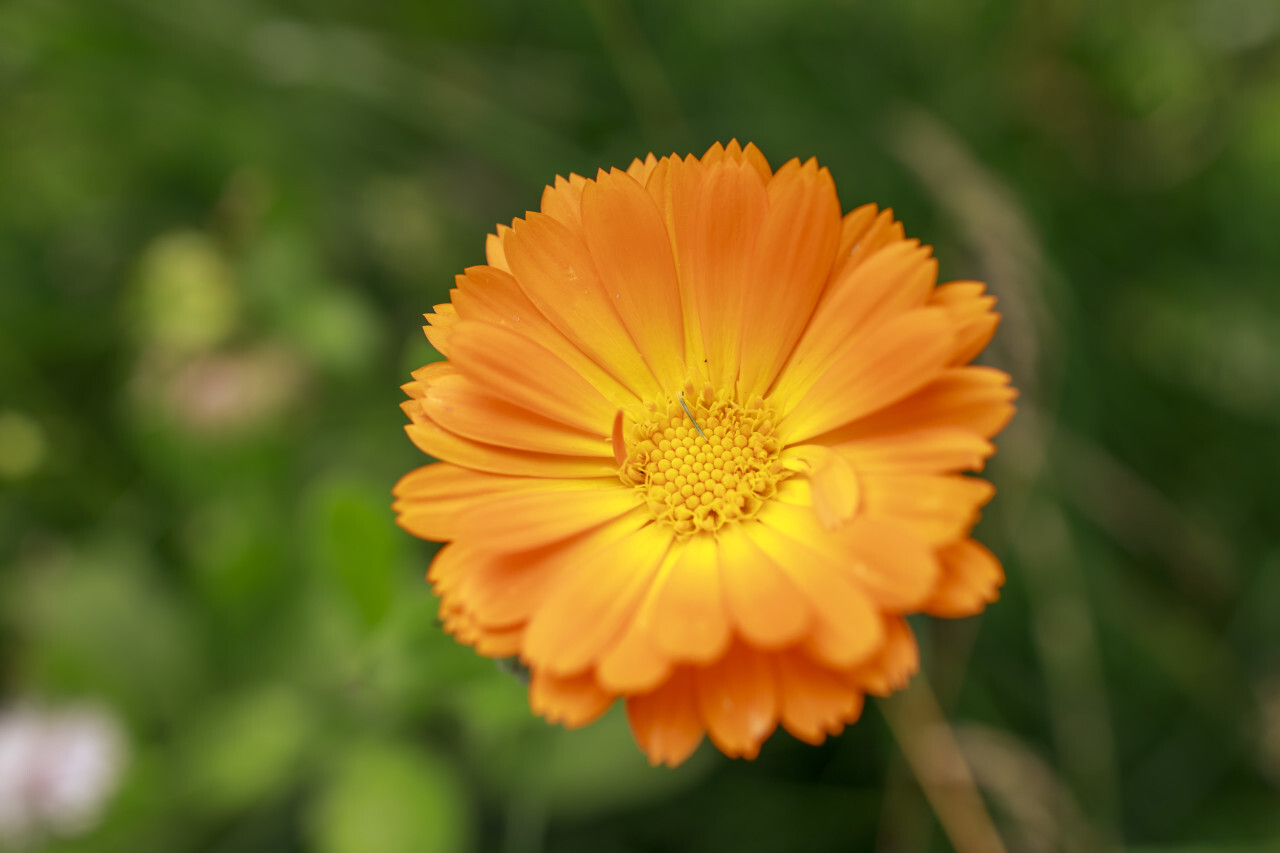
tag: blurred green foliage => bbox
[1,0,1278,850]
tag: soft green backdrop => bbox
[2,0,1278,851]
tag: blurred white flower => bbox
[0,705,126,848]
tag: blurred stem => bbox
[581,0,689,147]
[501,792,547,853]
[880,678,1007,853]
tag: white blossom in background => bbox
[0,705,127,848]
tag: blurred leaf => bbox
[180,685,316,814]
[307,740,470,853]
[284,285,383,376]
[304,473,401,630]
[482,706,714,820]
[8,538,201,724]
[130,231,239,354]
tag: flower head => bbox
[394,141,1015,766]
[0,705,126,847]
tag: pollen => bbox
[620,386,787,535]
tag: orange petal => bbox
[780,444,860,529]
[474,623,524,657]
[425,541,465,593]
[835,429,995,475]
[775,649,865,745]
[529,668,615,729]
[838,207,907,274]
[695,642,778,759]
[716,525,812,650]
[452,482,644,553]
[930,280,1001,366]
[449,510,649,628]
[453,265,635,405]
[626,669,704,767]
[624,153,659,185]
[822,366,1017,443]
[503,212,662,398]
[743,518,884,669]
[404,420,618,479]
[701,139,773,182]
[763,488,939,612]
[423,303,458,356]
[830,203,879,274]
[424,373,612,458]
[392,463,554,543]
[448,320,618,434]
[923,537,1005,618]
[438,599,525,657]
[669,157,769,389]
[484,223,513,272]
[540,173,588,232]
[771,241,937,412]
[595,614,672,695]
[847,616,919,696]
[781,308,955,444]
[522,523,673,675]
[859,473,995,546]
[737,158,842,397]
[580,169,687,389]
[837,517,941,612]
[404,360,457,400]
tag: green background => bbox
[2,0,1278,850]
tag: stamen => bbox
[678,392,709,441]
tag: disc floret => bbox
[620,384,787,535]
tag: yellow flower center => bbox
[620,389,786,535]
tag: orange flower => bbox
[394,141,1015,766]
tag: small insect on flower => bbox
[394,141,1016,766]
[678,391,708,441]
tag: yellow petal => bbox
[646,534,731,664]
[779,444,860,529]
[715,525,811,650]
[743,519,884,669]
[522,523,673,675]
[762,488,939,612]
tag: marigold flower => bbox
[394,141,1016,766]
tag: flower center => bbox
[620,389,786,535]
